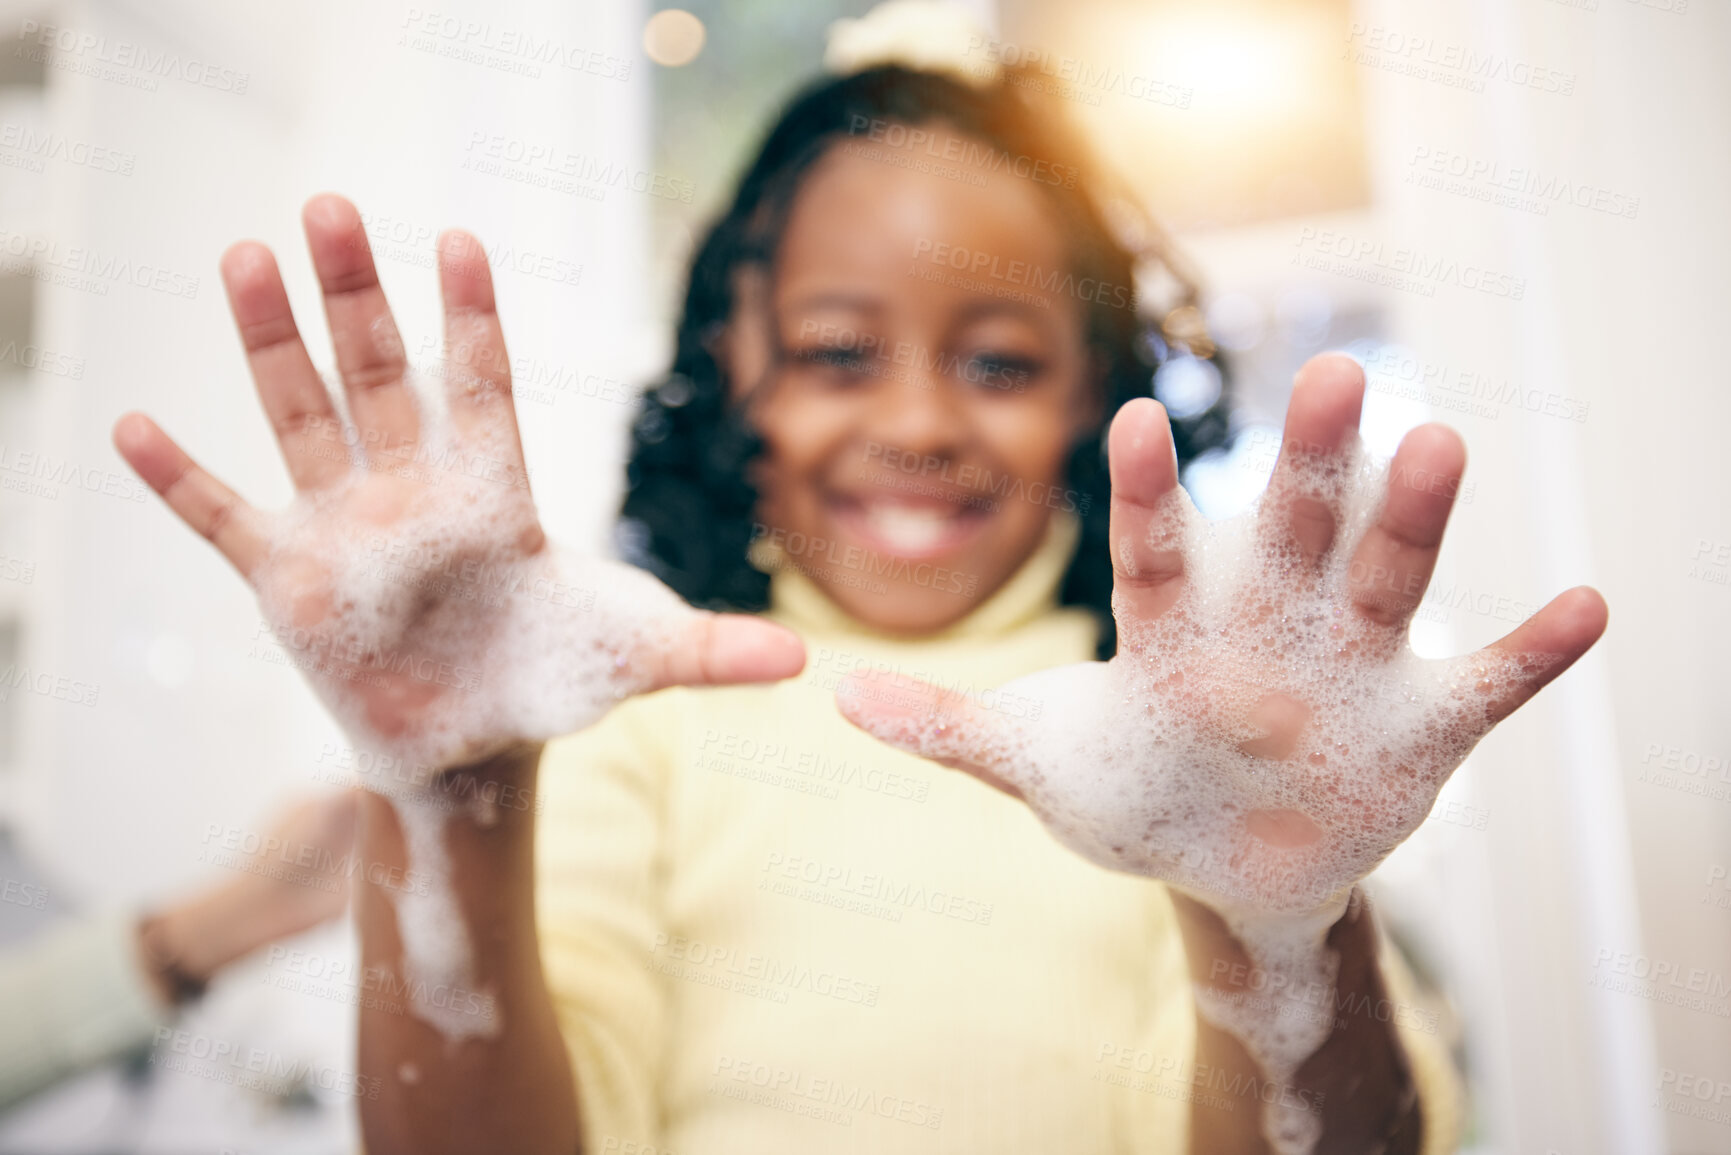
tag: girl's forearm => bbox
[353,743,584,1155]
[1168,889,1422,1155]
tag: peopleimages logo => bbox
[760,851,995,926]
[960,38,1193,109]
[13,19,250,94]
[461,132,694,204]
[1588,948,1730,1017]
[749,522,981,599]
[847,115,1078,188]
[150,1028,380,1099]
[0,123,135,175]
[399,9,632,81]
[1292,227,1526,301]
[911,237,1135,310]
[711,1055,944,1130]
[861,441,1091,516]
[1406,146,1640,219]
[1093,1044,1325,1114]
[1361,347,1590,424]
[1343,23,1576,95]
[0,229,200,300]
[649,933,882,1008]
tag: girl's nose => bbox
[860,359,970,464]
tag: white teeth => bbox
[860,503,960,552]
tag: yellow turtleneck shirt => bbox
[534,516,1463,1153]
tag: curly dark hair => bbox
[618,64,1230,658]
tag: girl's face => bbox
[727,127,1102,635]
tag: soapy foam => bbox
[386,792,499,1042]
[1191,898,1343,1155]
[857,433,1554,1153]
[251,366,697,1039]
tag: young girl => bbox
[112,44,1604,1155]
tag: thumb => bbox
[835,669,1028,799]
[640,611,807,692]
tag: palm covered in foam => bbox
[115,194,804,771]
[842,356,1605,915]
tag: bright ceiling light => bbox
[644,9,706,68]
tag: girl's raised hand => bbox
[115,194,804,770]
[839,353,1606,916]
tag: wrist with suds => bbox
[1168,886,1422,1155]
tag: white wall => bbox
[1172,1,1727,1150]
[0,2,648,1142]
[9,0,652,906]
[1348,1,1728,1150]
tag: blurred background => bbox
[0,0,1724,1151]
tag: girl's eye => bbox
[962,353,1041,392]
[790,347,873,375]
